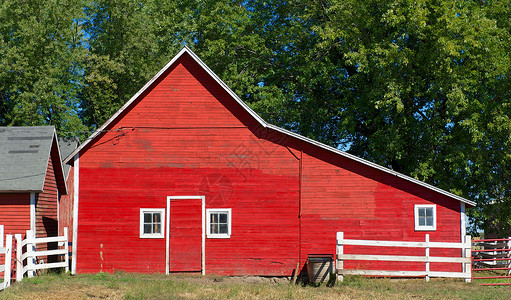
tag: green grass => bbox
[1,272,511,299]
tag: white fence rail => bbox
[15,227,69,281]
[1,226,13,291]
[336,232,472,282]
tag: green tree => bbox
[0,0,88,137]
[293,0,511,235]
[79,0,199,129]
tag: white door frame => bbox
[166,196,205,275]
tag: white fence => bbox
[336,232,472,282]
[0,226,13,291]
[15,227,69,281]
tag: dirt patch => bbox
[165,274,292,285]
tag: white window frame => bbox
[140,208,165,238]
[206,208,231,239]
[414,204,436,231]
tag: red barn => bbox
[0,126,67,242]
[62,47,475,276]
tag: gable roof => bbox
[0,126,67,194]
[64,46,476,207]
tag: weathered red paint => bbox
[33,154,59,262]
[69,51,469,276]
[59,165,74,248]
[0,193,30,236]
[36,155,58,237]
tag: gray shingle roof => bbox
[0,126,57,192]
[58,137,78,178]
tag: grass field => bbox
[1,272,511,299]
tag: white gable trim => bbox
[460,203,466,239]
[71,154,79,274]
[52,128,68,195]
[63,47,476,207]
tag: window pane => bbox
[426,216,433,226]
[419,217,425,226]
[219,213,227,223]
[144,213,152,223]
[425,208,433,218]
[219,224,228,234]
[144,224,152,234]
[418,209,425,218]
[208,210,231,237]
[154,213,161,223]
[153,223,160,233]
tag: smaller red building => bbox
[0,126,67,242]
[62,47,476,276]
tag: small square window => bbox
[207,209,231,239]
[140,208,165,238]
[414,205,436,231]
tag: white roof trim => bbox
[41,128,68,195]
[64,46,476,207]
[52,128,68,195]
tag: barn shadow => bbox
[42,217,58,264]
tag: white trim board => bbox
[166,196,206,276]
[62,46,475,208]
[71,154,79,275]
[51,128,68,195]
[30,193,36,232]
[460,203,466,240]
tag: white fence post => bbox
[336,232,344,282]
[15,234,22,282]
[26,230,35,278]
[425,234,430,282]
[464,235,471,282]
[64,227,69,273]
[4,235,12,288]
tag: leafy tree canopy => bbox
[0,0,88,136]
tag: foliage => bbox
[79,0,187,128]
[0,0,510,233]
[296,0,511,235]
[0,0,89,138]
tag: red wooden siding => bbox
[59,165,74,252]
[74,52,465,276]
[76,55,300,275]
[36,154,59,239]
[0,193,30,236]
[34,153,60,262]
[296,143,462,272]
